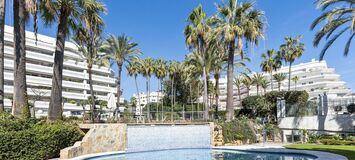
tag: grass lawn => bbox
[284,144,355,160]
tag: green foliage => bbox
[241,96,273,118]
[0,113,84,160]
[346,103,355,114]
[220,117,257,144]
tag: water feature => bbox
[127,124,211,152]
[86,148,316,160]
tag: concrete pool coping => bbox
[69,145,348,160]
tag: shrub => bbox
[220,118,257,144]
[0,113,84,160]
[320,139,355,145]
[241,96,273,118]
[346,103,355,114]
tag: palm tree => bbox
[217,0,264,121]
[40,0,83,122]
[311,0,355,59]
[252,73,265,96]
[261,49,281,91]
[154,58,167,121]
[168,60,179,121]
[241,75,252,96]
[292,76,299,90]
[73,0,106,122]
[140,58,154,121]
[126,58,142,116]
[260,79,268,95]
[234,75,243,103]
[100,34,140,119]
[273,73,287,92]
[184,5,211,120]
[0,0,5,112]
[279,36,304,91]
[12,0,30,118]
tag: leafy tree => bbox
[261,49,281,91]
[273,73,287,91]
[140,58,155,121]
[251,73,265,96]
[241,75,252,96]
[311,0,355,59]
[291,76,299,90]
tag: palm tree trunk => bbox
[257,86,259,96]
[237,86,241,103]
[278,82,281,91]
[12,0,29,118]
[214,74,219,119]
[197,82,200,119]
[48,9,69,122]
[202,67,208,120]
[160,78,164,121]
[170,77,174,121]
[270,70,273,91]
[116,64,123,120]
[134,75,141,116]
[226,40,235,121]
[0,0,5,112]
[288,62,292,91]
[190,83,194,120]
[294,81,297,90]
[87,65,95,122]
[146,77,150,121]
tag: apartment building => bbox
[132,91,164,115]
[215,59,353,110]
[3,25,123,117]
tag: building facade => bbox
[132,91,164,115]
[215,59,353,110]
[3,25,123,117]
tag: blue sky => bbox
[6,0,355,100]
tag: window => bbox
[309,81,313,84]
[302,83,306,85]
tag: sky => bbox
[6,0,355,100]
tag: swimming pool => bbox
[84,148,317,160]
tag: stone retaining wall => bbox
[60,124,127,159]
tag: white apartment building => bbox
[215,59,353,110]
[132,91,164,115]
[3,25,123,117]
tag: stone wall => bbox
[60,124,127,159]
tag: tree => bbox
[291,76,299,90]
[126,58,142,116]
[140,58,154,121]
[241,75,252,96]
[29,86,48,118]
[12,0,30,118]
[100,34,140,119]
[217,0,264,121]
[234,75,243,103]
[252,73,265,96]
[311,0,355,59]
[184,5,211,120]
[279,36,304,91]
[73,0,106,122]
[0,0,5,112]
[154,58,167,120]
[273,73,287,92]
[260,79,268,95]
[41,0,83,122]
[167,60,180,121]
[261,49,281,91]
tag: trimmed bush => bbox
[347,103,355,114]
[220,118,257,144]
[0,113,84,160]
[241,96,273,118]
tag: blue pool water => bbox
[86,148,316,160]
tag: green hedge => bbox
[220,118,257,144]
[0,113,84,160]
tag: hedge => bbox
[0,112,84,160]
[220,118,257,144]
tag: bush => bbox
[241,96,273,118]
[320,139,355,145]
[0,113,84,160]
[220,117,257,144]
[346,103,355,114]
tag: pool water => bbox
[86,148,316,160]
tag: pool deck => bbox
[66,143,348,160]
[213,143,348,160]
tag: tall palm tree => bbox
[12,0,31,118]
[154,58,167,120]
[184,5,211,120]
[311,0,355,59]
[279,36,304,91]
[292,76,299,90]
[100,34,140,119]
[217,0,264,121]
[273,73,287,92]
[40,0,82,121]
[234,75,243,103]
[261,49,281,91]
[73,0,106,122]
[260,79,268,95]
[168,60,179,121]
[252,73,265,96]
[140,58,154,121]
[241,75,252,96]
[126,58,142,116]
[0,0,5,112]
